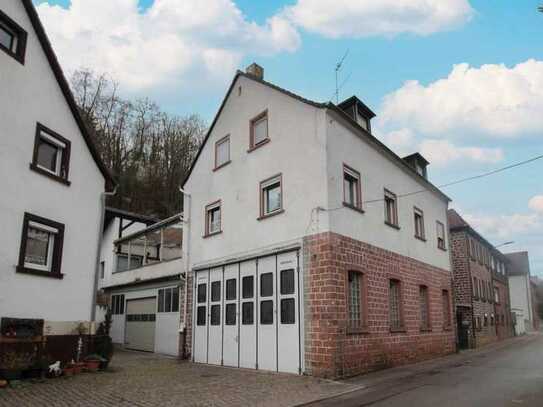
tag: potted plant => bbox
[83,354,106,372]
[0,350,34,381]
[93,336,114,370]
[63,363,76,377]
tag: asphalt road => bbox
[305,333,543,407]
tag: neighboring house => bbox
[0,0,113,346]
[448,209,512,349]
[99,210,185,356]
[181,63,455,378]
[506,251,535,335]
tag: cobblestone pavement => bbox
[0,350,356,407]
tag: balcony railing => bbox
[113,213,183,273]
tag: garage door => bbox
[193,250,301,374]
[125,297,156,352]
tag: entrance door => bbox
[257,255,277,371]
[208,267,223,365]
[456,308,470,349]
[223,263,239,367]
[194,272,209,363]
[239,260,257,369]
[125,297,156,352]
[277,251,300,373]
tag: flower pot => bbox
[63,366,76,377]
[73,363,85,374]
[85,360,100,372]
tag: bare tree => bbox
[70,69,206,218]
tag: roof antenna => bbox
[334,49,349,104]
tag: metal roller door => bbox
[125,297,156,352]
[193,250,301,374]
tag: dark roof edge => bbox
[449,224,509,261]
[325,103,451,203]
[21,0,115,186]
[105,207,158,225]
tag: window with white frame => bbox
[343,165,362,209]
[250,111,268,148]
[111,294,125,315]
[205,201,222,235]
[115,253,143,272]
[215,135,230,169]
[17,213,64,278]
[436,221,446,250]
[414,207,425,240]
[384,189,398,227]
[31,123,71,184]
[260,174,282,218]
[158,287,180,313]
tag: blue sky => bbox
[35,0,543,275]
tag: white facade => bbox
[0,0,107,322]
[183,68,451,374]
[509,275,534,334]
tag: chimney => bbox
[246,63,264,80]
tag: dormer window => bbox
[30,123,71,185]
[0,10,27,64]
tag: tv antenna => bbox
[334,49,350,103]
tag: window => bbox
[473,277,479,299]
[470,239,476,260]
[442,290,451,327]
[226,304,236,325]
[436,221,446,250]
[0,10,27,64]
[197,306,206,326]
[280,270,295,295]
[249,110,269,149]
[414,207,425,240]
[490,314,495,326]
[158,287,179,313]
[242,276,254,299]
[259,174,283,218]
[475,316,481,330]
[205,201,221,236]
[111,294,125,315]
[197,283,207,303]
[214,135,230,169]
[343,165,362,210]
[384,189,398,227]
[226,279,236,300]
[260,300,273,324]
[348,271,364,330]
[211,281,221,302]
[420,286,430,330]
[100,261,105,279]
[260,273,273,297]
[17,212,65,278]
[389,280,403,330]
[280,299,295,324]
[116,254,143,272]
[31,123,71,185]
[484,314,488,326]
[210,305,220,325]
[242,302,254,325]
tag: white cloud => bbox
[529,195,543,213]
[283,0,474,38]
[379,59,543,138]
[463,212,541,240]
[419,139,503,167]
[37,0,300,93]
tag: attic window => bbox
[30,123,71,185]
[0,10,27,64]
[249,110,269,150]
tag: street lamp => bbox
[495,241,514,249]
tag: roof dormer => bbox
[402,153,429,179]
[337,96,376,133]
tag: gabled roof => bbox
[20,0,114,185]
[181,70,450,203]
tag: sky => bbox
[34,0,543,276]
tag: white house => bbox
[506,251,535,335]
[99,210,185,356]
[0,0,113,337]
[182,64,455,378]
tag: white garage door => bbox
[193,250,301,374]
[125,297,156,352]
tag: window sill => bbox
[16,266,64,279]
[29,163,71,186]
[247,138,270,153]
[390,327,406,333]
[203,230,223,239]
[343,202,365,214]
[213,160,231,172]
[347,326,370,335]
[384,221,400,230]
[415,235,426,242]
[257,209,284,221]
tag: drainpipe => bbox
[179,187,191,359]
[91,187,118,322]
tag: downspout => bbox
[91,187,118,322]
[179,187,191,359]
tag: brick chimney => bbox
[246,63,264,80]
